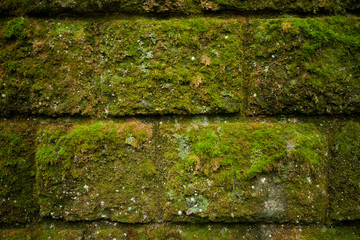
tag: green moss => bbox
[329,121,360,221]
[246,16,360,115]
[95,18,244,116]
[36,120,165,223]
[2,224,359,239]
[1,16,359,117]
[0,228,83,240]
[1,0,359,16]
[0,119,38,224]
[0,17,244,117]
[161,121,328,223]
[3,17,27,40]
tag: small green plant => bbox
[4,17,27,40]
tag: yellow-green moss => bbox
[35,120,165,223]
[0,228,83,240]
[329,121,360,221]
[160,121,328,223]
[0,17,244,117]
[0,0,358,16]
[1,16,359,117]
[245,16,360,115]
[1,224,359,240]
[0,119,38,224]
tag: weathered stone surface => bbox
[245,17,360,115]
[1,223,360,240]
[1,16,359,117]
[0,17,244,117]
[36,119,329,223]
[0,0,358,16]
[90,224,360,240]
[36,120,164,222]
[160,120,328,223]
[207,0,360,14]
[0,228,84,240]
[329,121,360,221]
[0,119,38,224]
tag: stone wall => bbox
[0,2,359,239]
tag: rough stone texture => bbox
[160,120,328,223]
[35,119,328,223]
[0,228,84,240]
[0,17,244,117]
[245,17,360,115]
[208,0,360,14]
[0,119,38,224]
[1,5,359,237]
[1,16,359,117]
[329,121,360,221]
[1,0,359,16]
[1,223,360,239]
[36,120,164,222]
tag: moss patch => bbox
[0,119,39,224]
[0,228,83,240]
[0,0,358,16]
[95,18,244,116]
[160,121,328,223]
[329,121,360,221]
[1,16,359,117]
[35,120,165,222]
[0,17,244,117]
[245,16,360,115]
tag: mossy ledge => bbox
[0,0,359,17]
[1,16,359,117]
[1,222,360,240]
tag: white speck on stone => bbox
[264,66,269,73]
[307,177,312,183]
